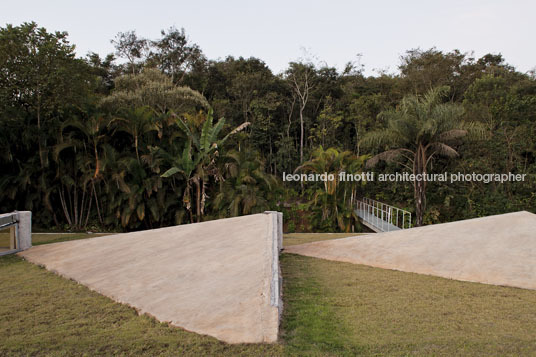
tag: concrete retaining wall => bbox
[17,211,32,250]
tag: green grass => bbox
[1,232,536,355]
[0,228,11,250]
[0,232,111,248]
[281,254,536,356]
[1,231,358,249]
[31,233,111,245]
[0,254,283,356]
[283,233,364,247]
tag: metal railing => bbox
[0,211,32,256]
[0,212,18,255]
[356,198,412,232]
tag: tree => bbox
[214,149,277,217]
[150,27,205,84]
[0,22,90,168]
[309,97,343,148]
[346,93,389,155]
[111,31,148,74]
[462,74,535,200]
[361,87,469,226]
[86,52,118,95]
[202,56,283,171]
[100,68,209,114]
[161,109,249,222]
[399,48,466,98]
[110,107,159,162]
[54,113,109,229]
[295,146,367,232]
[0,22,94,225]
[286,62,316,163]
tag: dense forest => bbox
[1,22,535,232]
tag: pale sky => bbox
[2,0,535,76]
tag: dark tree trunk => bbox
[413,144,427,227]
[414,179,426,227]
[299,107,304,163]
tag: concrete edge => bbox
[17,211,32,250]
[264,211,283,341]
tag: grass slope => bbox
[283,233,363,247]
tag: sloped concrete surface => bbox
[19,213,282,343]
[285,211,536,290]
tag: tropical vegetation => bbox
[1,22,535,232]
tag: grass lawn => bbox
[281,254,536,356]
[1,233,535,356]
[283,233,364,247]
[0,232,111,249]
[0,228,12,250]
[30,232,111,245]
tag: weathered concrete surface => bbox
[285,211,536,290]
[17,211,32,250]
[19,213,282,343]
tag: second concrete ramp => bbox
[285,211,536,290]
[19,212,283,344]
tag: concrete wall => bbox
[265,211,283,321]
[17,211,32,250]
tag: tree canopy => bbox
[1,22,535,232]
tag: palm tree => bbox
[296,146,367,232]
[161,109,249,222]
[360,87,470,226]
[54,113,109,229]
[110,107,159,162]
[214,149,277,217]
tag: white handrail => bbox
[356,198,412,232]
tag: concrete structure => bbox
[17,211,32,250]
[19,212,282,343]
[286,211,536,290]
[0,211,31,255]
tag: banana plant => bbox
[161,109,249,222]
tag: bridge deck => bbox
[355,209,401,233]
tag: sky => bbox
[1,0,535,76]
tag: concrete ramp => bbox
[285,211,536,290]
[19,212,283,344]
